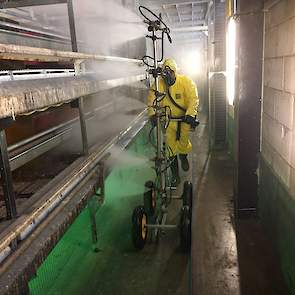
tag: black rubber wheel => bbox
[144,181,156,216]
[180,206,191,252]
[182,181,193,212]
[132,206,148,250]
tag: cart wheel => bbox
[144,181,157,216]
[180,206,191,252]
[132,206,148,250]
[182,181,193,212]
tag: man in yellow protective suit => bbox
[147,58,199,185]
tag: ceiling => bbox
[138,0,211,43]
[0,0,212,47]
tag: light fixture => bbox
[226,17,236,106]
[181,50,201,77]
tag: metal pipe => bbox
[0,43,143,64]
[8,120,75,152]
[78,97,89,155]
[0,69,75,82]
[9,129,71,171]
[0,246,11,264]
[152,29,165,195]
[172,26,208,32]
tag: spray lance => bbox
[139,6,172,196]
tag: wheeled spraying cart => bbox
[131,6,194,252]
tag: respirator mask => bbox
[161,66,176,86]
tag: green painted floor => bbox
[29,127,189,295]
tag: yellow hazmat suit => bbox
[148,58,199,156]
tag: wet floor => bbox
[190,115,290,295]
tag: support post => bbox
[67,0,78,52]
[67,0,88,155]
[234,0,264,217]
[88,163,105,251]
[78,97,89,155]
[0,130,17,219]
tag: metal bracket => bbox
[88,162,105,251]
[94,162,105,204]
[0,129,17,219]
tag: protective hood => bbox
[163,58,178,74]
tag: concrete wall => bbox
[260,0,295,292]
[262,0,295,189]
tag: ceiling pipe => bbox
[172,25,208,32]
[162,0,209,7]
[147,0,209,10]
[205,0,213,22]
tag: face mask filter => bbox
[162,67,175,86]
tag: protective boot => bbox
[179,154,189,171]
[170,156,180,187]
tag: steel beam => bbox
[67,0,88,155]
[0,0,67,9]
[67,0,78,52]
[147,0,209,9]
[234,0,264,217]
[0,129,17,219]
[0,20,69,41]
[78,97,89,155]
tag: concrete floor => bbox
[191,115,289,295]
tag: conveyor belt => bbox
[0,109,148,295]
[0,73,146,119]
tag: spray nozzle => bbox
[139,6,173,67]
[164,28,172,44]
[148,20,161,32]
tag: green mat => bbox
[29,126,155,295]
